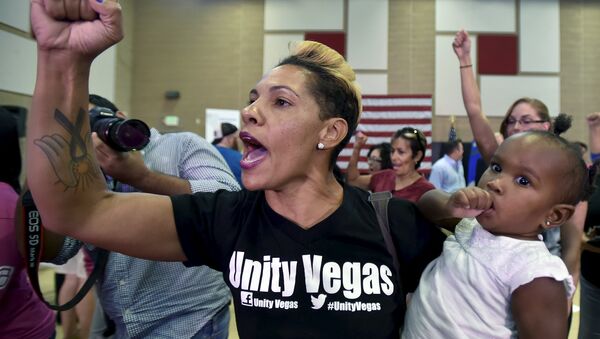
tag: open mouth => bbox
[239,131,268,170]
[392,163,405,171]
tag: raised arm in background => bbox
[28,0,184,261]
[588,112,600,159]
[346,131,372,189]
[453,30,499,164]
[453,30,584,290]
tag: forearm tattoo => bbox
[34,108,102,191]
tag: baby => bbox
[404,131,589,338]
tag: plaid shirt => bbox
[53,129,239,338]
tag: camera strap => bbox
[368,191,405,335]
[22,190,109,311]
[368,191,400,275]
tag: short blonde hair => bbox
[278,41,362,168]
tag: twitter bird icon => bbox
[311,294,327,310]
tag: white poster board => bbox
[347,0,388,70]
[205,108,241,143]
[0,0,30,32]
[435,0,516,33]
[519,0,560,73]
[264,0,344,31]
[480,75,560,117]
[0,30,36,95]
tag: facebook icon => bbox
[240,291,253,307]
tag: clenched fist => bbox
[31,0,123,59]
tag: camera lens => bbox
[107,119,150,152]
[93,117,150,152]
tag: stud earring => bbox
[317,142,325,150]
[545,220,551,226]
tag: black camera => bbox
[89,106,150,152]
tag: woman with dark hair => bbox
[367,142,393,172]
[27,1,445,337]
[347,127,434,202]
[453,29,584,302]
[346,131,392,175]
[453,30,573,164]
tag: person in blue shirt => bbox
[429,140,466,193]
[212,122,243,187]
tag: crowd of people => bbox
[1,0,598,338]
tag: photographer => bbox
[212,122,243,187]
[37,94,240,338]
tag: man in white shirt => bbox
[429,140,466,193]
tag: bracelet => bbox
[460,64,472,69]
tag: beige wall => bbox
[2,0,598,144]
[387,0,600,143]
[389,0,435,95]
[388,0,497,142]
[113,0,135,115]
[130,0,264,136]
[560,0,600,145]
[128,0,600,143]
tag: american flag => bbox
[336,94,433,175]
[448,115,457,142]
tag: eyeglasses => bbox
[367,157,382,163]
[506,118,547,127]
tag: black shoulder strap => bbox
[22,190,109,311]
[368,191,400,274]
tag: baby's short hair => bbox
[525,131,590,205]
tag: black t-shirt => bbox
[583,174,600,286]
[171,184,444,339]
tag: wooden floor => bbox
[39,266,579,339]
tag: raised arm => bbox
[28,0,184,261]
[587,112,600,161]
[453,30,499,163]
[346,131,372,189]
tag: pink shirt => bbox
[0,182,55,338]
